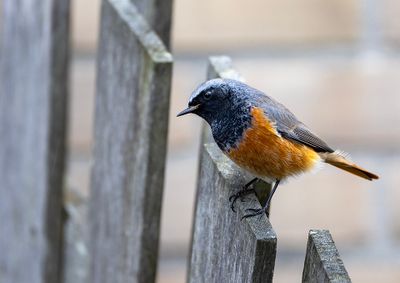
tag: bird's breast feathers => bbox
[226,107,320,180]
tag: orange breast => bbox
[227,107,320,180]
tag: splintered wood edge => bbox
[108,0,173,63]
[204,143,277,242]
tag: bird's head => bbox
[177,78,248,124]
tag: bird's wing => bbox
[278,124,334,153]
[257,94,334,153]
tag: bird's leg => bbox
[229,178,258,212]
[241,179,281,220]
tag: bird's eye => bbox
[204,91,212,100]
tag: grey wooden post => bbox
[302,230,351,283]
[89,0,172,283]
[130,0,173,48]
[188,56,277,283]
[0,0,70,283]
[188,144,277,283]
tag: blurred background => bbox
[68,0,400,282]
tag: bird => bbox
[177,78,379,219]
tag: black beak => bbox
[176,104,200,117]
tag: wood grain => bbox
[188,143,277,283]
[302,230,351,283]
[89,1,172,283]
[0,0,70,282]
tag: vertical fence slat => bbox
[188,144,276,283]
[89,0,172,283]
[0,0,70,282]
[188,56,277,283]
[302,230,351,283]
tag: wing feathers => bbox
[255,90,334,153]
[280,125,334,153]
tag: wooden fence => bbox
[89,0,172,283]
[0,0,351,282]
[0,1,70,282]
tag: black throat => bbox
[208,104,252,152]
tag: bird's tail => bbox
[319,152,379,181]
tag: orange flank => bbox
[227,107,320,180]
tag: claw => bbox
[241,179,280,220]
[228,188,255,213]
[229,193,240,212]
[241,207,265,220]
[230,202,236,213]
[245,208,261,213]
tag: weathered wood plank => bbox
[0,0,70,283]
[89,1,172,283]
[188,143,277,283]
[130,0,173,48]
[302,230,351,283]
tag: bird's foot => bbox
[241,207,269,220]
[228,188,255,212]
